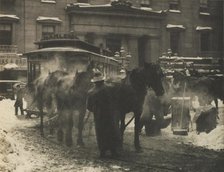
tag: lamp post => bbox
[167,48,172,58]
[114,47,131,71]
[167,48,172,68]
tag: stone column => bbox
[128,36,139,69]
[149,37,160,63]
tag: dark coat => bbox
[87,84,121,152]
[14,88,23,107]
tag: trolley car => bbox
[24,34,121,85]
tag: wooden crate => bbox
[171,97,191,135]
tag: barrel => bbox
[171,97,191,135]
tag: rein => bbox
[124,114,135,129]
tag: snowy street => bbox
[0,99,224,172]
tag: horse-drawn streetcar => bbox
[24,34,121,86]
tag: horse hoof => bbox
[111,151,120,159]
[136,147,143,153]
[57,131,63,142]
[77,141,85,147]
[99,151,106,159]
[66,142,73,147]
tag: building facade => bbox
[0,0,223,70]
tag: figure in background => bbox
[14,84,24,115]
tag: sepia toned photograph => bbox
[0,0,223,171]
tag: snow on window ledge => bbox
[41,0,56,4]
[140,7,153,11]
[169,9,181,13]
[199,12,210,16]
[196,26,212,31]
[166,24,185,29]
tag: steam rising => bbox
[28,55,91,115]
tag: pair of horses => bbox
[32,63,94,146]
[32,62,165,152]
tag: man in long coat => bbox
[87,70,121,158]
[14,84,24,115]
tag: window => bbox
[199,0,209,13]
[200,32,210,51]
[42,25,55,38]
[140,0,151,7]
[85,33,95,44]
[169,0,180,10]
[170,31,180,55]
[106,37,121,55]
[77,0,89,3]
[0,24,12,45]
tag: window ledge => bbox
[169,9,181,13]
[199,12,210,16]
[41,0,56,4]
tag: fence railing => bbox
[0,45,18,53]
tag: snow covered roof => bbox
[24,47,119,62]
[196,26,213,31]
[66,3,165,15]
[0,14,20,21]
[166,24,185,29]
[36,16,62,23]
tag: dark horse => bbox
[87,63,164,153]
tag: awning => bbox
[3,63,18,70]
[36,16,62,23]
[166,24,186,30]
[196,26,213,31]
[0,14,20,21]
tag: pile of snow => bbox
[162,124,224,151]
[162,98,224,151]
[0,99,34,171]
[0,129,15,172]
[188,125,224,150]
[0,99,22,131]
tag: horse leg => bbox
[214,98,218,109]
[57,112,64,143]
[39,106,44,137]
[119,114,125,148]
[65,112,73,147]
[77,108,86,146]
[154,110,164,135]
[134,112,142,152]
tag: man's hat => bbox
[91,70,105,82]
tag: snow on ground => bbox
[0,98,224,171]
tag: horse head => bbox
[45,70,68,86]
[172,70,187,85]
[143,62,165,96]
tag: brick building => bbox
[0,0,223,70]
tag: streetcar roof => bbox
[24,47,119,62]
[0,80,26,84]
